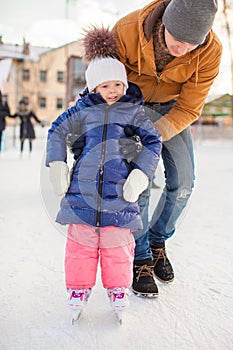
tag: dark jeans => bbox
[134,101,195,260]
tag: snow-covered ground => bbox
[0,125,233,350]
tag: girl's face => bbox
[164,28,199,57]
[95,81,125,105]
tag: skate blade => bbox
[71,309,82,325]
[114,309,123,325]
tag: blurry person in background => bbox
[11,99,44,156]
[0,90,11,153]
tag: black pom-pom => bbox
[83,26,118,63]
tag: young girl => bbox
[46,27,162,323]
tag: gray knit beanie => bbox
[162,0,218,45]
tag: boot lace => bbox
[135,264,154,282]
[151,247,168,266]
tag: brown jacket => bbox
[113,0,222,140]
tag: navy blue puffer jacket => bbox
[46,83,161,230]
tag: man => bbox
[113,0,222,296]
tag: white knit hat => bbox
[85,57,128,92]
[83,26,128,93]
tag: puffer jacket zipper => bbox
[96,106,110,227]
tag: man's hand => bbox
[66,133,85,160]
[119,126,142,163]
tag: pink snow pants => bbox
[65,224,135,290]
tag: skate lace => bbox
[108,287,126,297]
[135,264,154,282]
[71,290,84,299]
[151,247,167,266]
[69,288,91,303]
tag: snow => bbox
[0,125,233,350]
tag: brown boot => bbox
[132,259,159,297]
[151,243,174,283]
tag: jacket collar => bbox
[79,82,144,107]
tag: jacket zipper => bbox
[96,107,109,227]
[149,61,190,101]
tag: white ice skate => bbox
[67,288,92,324]
[107,287,128,325]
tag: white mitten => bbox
[123,169,149,203]
[49,161,70,196]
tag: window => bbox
[73,59,86,84]
[40,70,47,82]
[22,69,30,81]
[56,98,63,109]
[38,97,46,108]
[57,71,64,83]
[66,56,86,103]
[2,94,8,104]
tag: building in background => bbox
[1,39,232,127]
[0,39,86,123]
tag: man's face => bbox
[164,28,199,57]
